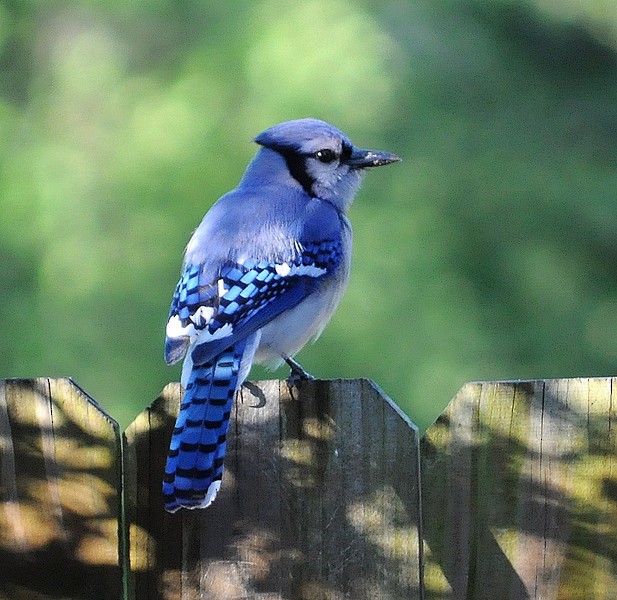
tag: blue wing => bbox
[165,238,343,367]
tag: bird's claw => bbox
[282,354,315,386]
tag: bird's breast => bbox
[255,213,351,365]
[254,251,351,367]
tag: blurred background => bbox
[1,0,617,431]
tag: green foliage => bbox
[2,0,617,430]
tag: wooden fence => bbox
[0,377,616,599]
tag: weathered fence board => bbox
[421,377,617,600]
[3,375,616,599]
[0,378,122,600]
[124,379,422,600]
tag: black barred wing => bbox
[165,239,343,366]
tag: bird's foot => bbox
[282,354,315,386]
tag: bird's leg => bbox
[282,354,315,385]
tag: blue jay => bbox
[163,118,399,512]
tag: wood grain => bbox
[125,378,422,600]
[0,378,122,600]
[3,375,616,598]
[421,378,617,600]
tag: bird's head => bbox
[254,118,400,211]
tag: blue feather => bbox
[162,118,399,512]
[166,239,343,367]
[163,341,246,512]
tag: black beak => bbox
[345,148,401,169]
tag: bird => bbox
[163,118,400,513]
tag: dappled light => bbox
[0,378,122,598]
[124,380,421,598]
[422,378,617,597]
[2,374,616,596]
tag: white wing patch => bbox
[196,322,233,343]
[166,306,216,342]
[275,262,327,278]
[275,262,291,277]
[167,316,232,345]
[166,314,196,340]
[191,305,214,328]
[168,256,325,356]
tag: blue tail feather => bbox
[163,342,245,513]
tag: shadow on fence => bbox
[421,378,617,600]
[1,377,616,599]
[0,378,122,599]
[124,379,421,599]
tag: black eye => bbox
[315,149,337,163]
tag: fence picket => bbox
[124,379,422,600]
[3,376,615,599]
[421,378,617,599]
[0,378,122,600]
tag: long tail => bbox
[163,342,246,513]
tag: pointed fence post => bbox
[124,378,423,600]
[421,377,617,600]
[0,378,123,599]
[4,375,617,599]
